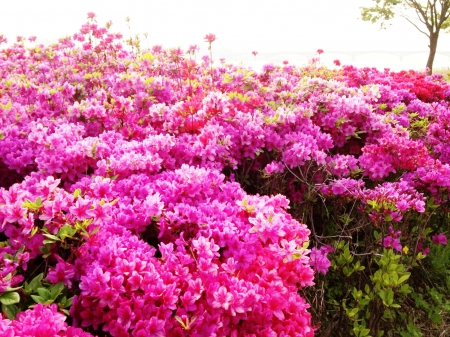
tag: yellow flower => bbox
[402,246,409,254]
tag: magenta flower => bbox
[381,236,402,252]
[46,255,76,287]
[310,246,334,274]
[432,233,447,245]
[69,197,93,219]
[212,286,233,310]
[264,161,284,174]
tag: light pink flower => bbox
[204,33,216,43]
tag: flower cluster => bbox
[68,166,314,335]
[0,304,94,337]
[1,12,450,336]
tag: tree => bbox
[361,0,450,74]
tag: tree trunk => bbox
[426,33,439,74]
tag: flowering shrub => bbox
[1,12,450,337]
[0,304,94,337]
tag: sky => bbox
[2,0,450,71]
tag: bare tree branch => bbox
[406,0,433,30]
[432,0,439,30]
[401,14,431,35]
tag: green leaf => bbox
[347,307,359,318]
[22,197,43,211]
[385,288,394,306]
[378,290,386,302]
[30,295,46,304]
[65,296,73,307]
[391,271,398,284]
[4,286,21,292]
[359,328,371,337]
[89,226,101,236]
[0,292,20,305]
[50,283,64,300]
[60,308,70,315]
[3,254,14,261]
[29,226,39,238]
[58,224,76,240]
[73,188,82,198]
[142,52,154,61]
[397,273,410,285]
[223,73,234,84]
[1,303,19,319]
[42,233,60,242]
[37,287,52,300]
[0,101,12,111]
[27,273,44,293]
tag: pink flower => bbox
[432,233,447,245]
[0,314,14,337]
[317,49,324,54]
[310,246,333,274]
[212,286,233,310]
[87,12,96,19]
[46,255,76,287]
[192,236,220,259]
[134,317,165,337]
[252,50,258,56]
[381,236,402,252]
[0,34,7,44]
[204,33,216,43]
[69,197,92,219]
[333,59,341,66]
[188,44,199,54]
[264,161,284,174]
[12,304,69,336]
[82,42,92,50]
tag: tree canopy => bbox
[361,0,450,73]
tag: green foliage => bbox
[361,0,450,31]
[1,273,73,319]
[361,0,402,26]
[292,180,450,336]
[0,190,102,320]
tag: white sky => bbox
[2,0,450,71]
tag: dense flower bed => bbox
[1,13,450,336]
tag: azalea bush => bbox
[1,13,450,336]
